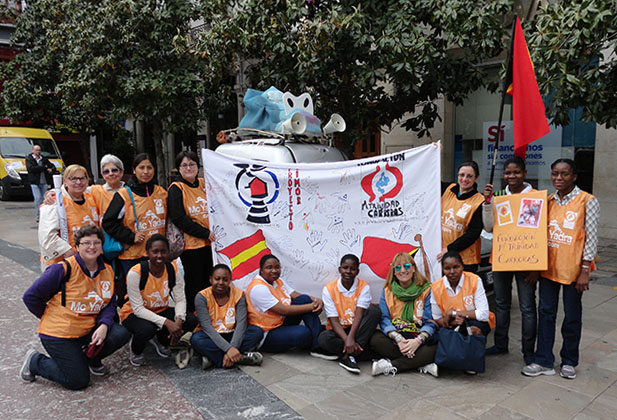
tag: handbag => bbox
[435,321,486,373]
[166,217,185,260]
[102,186,138,259]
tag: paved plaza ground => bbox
[1,199,616,419]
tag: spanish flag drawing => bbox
[360,236,418,279]
[219,230,271,280]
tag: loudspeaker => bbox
[322,113,346,135]
[281,113,307,135]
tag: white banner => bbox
[202,144,442,302]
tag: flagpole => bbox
[489,17,518,187]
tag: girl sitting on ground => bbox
[191,264,264,369]
[119,234,198,366]
[317,254,380,374]
[370,252,439,377]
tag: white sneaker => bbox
[150,338,171,358]
[371,358,397,376]
[560,364,576,379]
[419,362,438,378]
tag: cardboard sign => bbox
[492,190,548,271]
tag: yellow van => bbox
[0,127,65,200]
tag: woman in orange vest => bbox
[439,161,485,273]
[39,164,100,267]
[317,254,380,374]
[102,153,167,293]
[190,264,264,369]
[370,252,439,377]
[431,251,494,338]
[482,156,537,364]
[21,225,130,390]
[119,234,198,366]
[522,159,599,380]
[89,154,125,216]
[245,254,325,354]
[168,151,215,313]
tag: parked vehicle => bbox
[0,127,65,200]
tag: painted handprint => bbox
[211,225,227,249]
[392,223,413,241]
[328,215,344,234]
[306,230,328,253]
[291,249,310,268]
[339,228,360,250]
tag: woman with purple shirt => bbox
[20,225,130,390]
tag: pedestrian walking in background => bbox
[25,144,55,221]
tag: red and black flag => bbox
[505,16,550,158]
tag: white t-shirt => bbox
[430,274,489,322]
[248,275,295,314]
[322,278,372,319]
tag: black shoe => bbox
[339,356,360,374]
[485,346,508,356]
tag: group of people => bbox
[18,149,598,390]
[442,156,599,380]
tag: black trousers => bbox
[317,305,381,360]
[122,307,198,354]
[180,245,213,313]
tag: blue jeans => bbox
[30,323,130,390]
[492,270,537,364]
[260,295,323,352]
[190,325,263,367]
[535,277,583,368]
[30,183,47,217]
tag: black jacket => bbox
[25,154,56,185]
[167,176,211,240]
[102,175,159,245]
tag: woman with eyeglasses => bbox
[39,164,100,267]
[21,225,130,390]
[89,154,125,216]
[370,253,439,377]
[167,151,215,312]
[439,161,485,273]
[103,153,167,295]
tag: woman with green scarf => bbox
[370,252,439,377]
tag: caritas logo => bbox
[360,163,404,218]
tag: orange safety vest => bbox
[325,279,369,330]
[246,277,291,332]
[542,191,594,285]
[169,179,210,250]
[118,261,176,321]
[117,185,167,260]
[38,256,114,338]
[90,184,115,217]
[384,285,430,325]
[431,272,496,329]
[441,183,484,265]
[44,194,100,265]
[196,286,244,333]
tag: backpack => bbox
[138,260,176,292]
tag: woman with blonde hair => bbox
[370,252,438,377]
[39,164,99,267]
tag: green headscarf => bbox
[391,278,431,323]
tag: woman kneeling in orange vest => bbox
[190,264,264,369]
[317,254,380,374]
[245,254,325,354]
[119,234,198,366]
[431,251,495,373]
[21,225,130,390]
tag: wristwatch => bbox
[392,333,403,343]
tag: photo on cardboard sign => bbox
[517,198,543,228]
[496,201,513,226]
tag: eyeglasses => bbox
[68,176,87,183]
[102,168,120,175]
[180,162,198,169]
[394,263,412,272]
[79,240,102,247]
